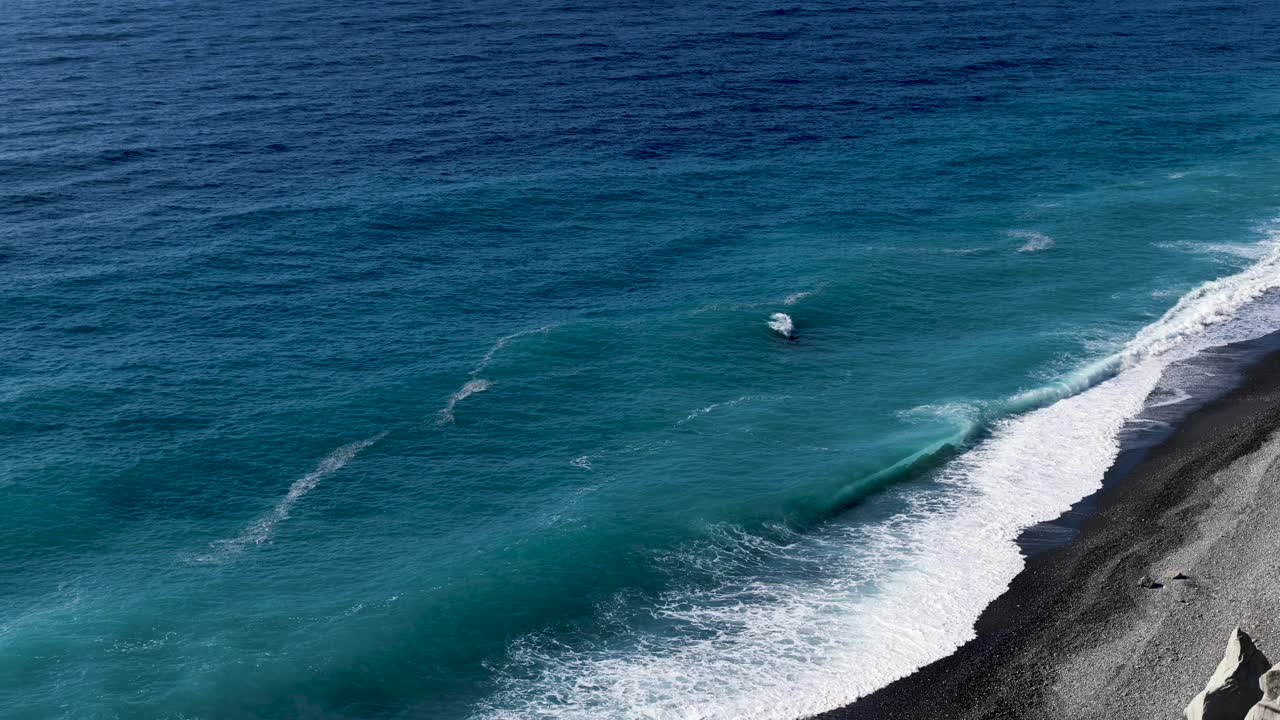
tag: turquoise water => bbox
[6,1,1280,717]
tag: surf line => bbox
[435,325,555,426]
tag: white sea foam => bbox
[437,379,493,425]
[1010,229,1055,252]
[1120,238,1280,366]
[677,398,749,425]
[473,233,1280,720]
[897,401,985,431]
[676,396,787,426]
[477,325,555,373]
[437,325,554,425]
[1145,387,1192,409]
[782,283,826,306]
[211,432,386,555]
[478,362,1163,720]
[1156,240,1270,260]
[678,401,729,425]
[766,312,793,338]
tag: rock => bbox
[1168,570,1190,580]
[1186,628,1271,720]
[1138,575,1162,589]
[1245,665,1280,720]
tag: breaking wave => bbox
[473,235,1280,720]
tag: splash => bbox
[766,312,793,338]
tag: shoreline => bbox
[813,336,1280,719]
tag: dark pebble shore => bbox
[813,347,1280,720]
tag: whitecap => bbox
[1009,229,1055,252]
[766,312,793,338]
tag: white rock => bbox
[1186,628,1271,720]
[1244,665,1280,720]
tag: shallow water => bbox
[5,1,1280,718]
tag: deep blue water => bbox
[6,1,1280,718]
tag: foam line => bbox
[436,378,493,425]
[437,325,554,426]
[476,325,555,373]
[212,432,386,554]
[476,362,1162,720]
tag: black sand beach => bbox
[815,344,1280,720]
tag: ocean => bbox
[5,0,1280,718]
